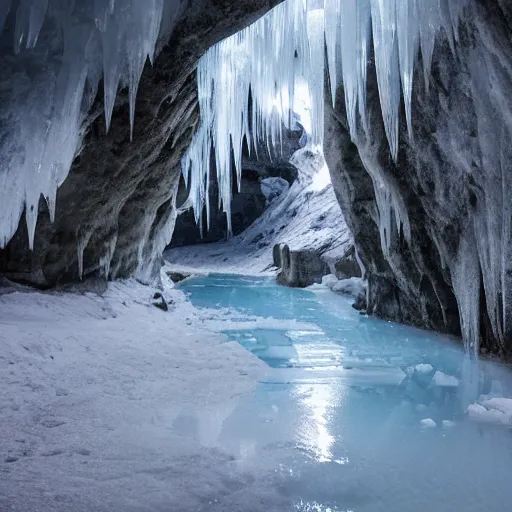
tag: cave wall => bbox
[324,0,512,357]
[0,0,282,287]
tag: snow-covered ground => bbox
[165,149,351,275]
[0,275,270,512]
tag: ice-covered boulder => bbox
[331,277,365,298]
[415,364,434,374]
[432,371,459,388]
[468,398,512,427]
[261,178,290,204]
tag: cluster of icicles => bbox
[0,0,181,250]
[182,0,468,235]
[0,0,468,251]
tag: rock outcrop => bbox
[275,243,329,287]
[324,0,512,357]
[274,241,361,288]
[0,0,282,288]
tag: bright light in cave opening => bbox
[292,79,313,136]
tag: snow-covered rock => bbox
[432,371,459,388]
[468,398,512,427]
[468,404,511,426]
[415,364,434,374]
[261,177,290,203]
[321,274,339,289]
[331,277,365,298]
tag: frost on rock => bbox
[182,0,467,239]
[0,0,181,251]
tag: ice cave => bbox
[2,1,512,510]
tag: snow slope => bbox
[0,276,267,512]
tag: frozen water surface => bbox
[180,274,512,512]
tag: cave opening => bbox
[1,1,512,510]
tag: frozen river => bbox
[180,274,512,512]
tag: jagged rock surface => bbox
[324,0,512,357]
[0,0,282,287]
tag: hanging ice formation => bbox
[182,0,468,235]
[181,0,325,236]
[0,0,181,251]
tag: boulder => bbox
[275,243,329,288]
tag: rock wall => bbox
[0,0,282,288]
[324,0,512,357]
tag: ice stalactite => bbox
[183,0,467,237]
[452,229,481,356]
[181,0,316,236]
[0,0,181,252]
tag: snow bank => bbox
[0,278,267,507]
[321,274,339,288]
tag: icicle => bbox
[370,0,400,160]
[324,0,339,107]
[101,7,123,132]
[99,236,117,278]
[77,235,88,280]
[417,0,439,91]
[356,0,371,133]
[452,229,481,356]
[339,0,359,138]
[396,0,418,139]
[306,8,325,148]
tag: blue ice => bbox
[180,274,512,512]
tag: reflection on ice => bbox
[180,274,512,511]
[296,383,340,463]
